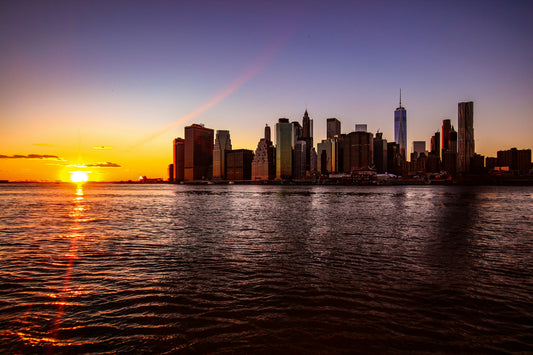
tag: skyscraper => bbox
[226,149,253,180]
[343,131,373,172]
[394,90,407,159]
[251,125,275,180]
[213,130,232,180]
[300,110,314,174]
[373,132,387,174]
[457,101,474,174]
[184,124,214,181]
[441,119,452,156]
[275,118,293,180]
[302,110,311,138]
[326,118,341,139]
[412,141,426,162]
[173,137,185,182]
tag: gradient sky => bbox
[1,0,532,181]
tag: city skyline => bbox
[1,1,532,181]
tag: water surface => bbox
[0,183,532,353]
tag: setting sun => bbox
[70,171,89,183]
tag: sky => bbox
[1,0,532,181]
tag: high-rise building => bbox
[168,164,174,182]
[212,130,232,180]
[343,131,373,172]
[299,110,314,173]
[302,110,311,139]
[184,124,214,181]
[431,131,440,158]
[441,119,452,156]
[355,124,367,132]
[292,140,307,179]
[317,138,339,174]
[394,90,407,159]
[497,148,532,174]
[412,141,426,162]
[449,126,458,153]
[251,125,276,180]
[275,118,293,179]
[326,118,341,139]
[373,132,387,174]
[457,101,474,174]
[173,137,185,182]
[387,142,403,176]
[226,149,253,180]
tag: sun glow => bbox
[70,171,89,183]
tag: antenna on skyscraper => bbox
[399,88,402,107]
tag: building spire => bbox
[399,88,402,107]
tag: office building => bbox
[394,90,407,159]
[431,131,440,158]
[442,119,452,156]
[293,140,307,179]
[387,142,403,176]
[457,101,474,174]
[317,138,339,174]
[343,131,373,173]
[251,125,276,180]
[184,124,214,181]
[412,141,426,162]
[173,137,185,182]
[213,130,232,180]
[275,118,293,179]
[327,118,341,139]
[373,132,387,174]
[497,148,532,174]
[226,149,253,180]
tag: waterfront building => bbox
[470,153,485,174]
[412,141,426,162]
[292,121,302,145]
[300,110,314,173]
[497,148,532,174]
[442,119,452,157]
[293,140,307,179]
[355,124,367,132]
[327,118,341,139]
[275,118,293,180]
[394,90,407,159]
[251,125,276,180]
[485,157,497,171]
[184,124,214,181]
[213,130,232,180]
[173,137,185,182]
[317,138,339,174]
[387,142,403,176]
[457,101,475,174]
[310,147,317,172]
[343,131,373,173]
[373,132,387,174]
[226,149,253,180]
[449,126,458,153]
[168,164,174,182]
[431,131,440,158]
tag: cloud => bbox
[33,143,55,147]
[85,162,121,168]
[93,146,113,150]
[0,154,61,160]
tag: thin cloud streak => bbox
[0,154,61,160]
[93,146,113,150]
[132,38,287,149]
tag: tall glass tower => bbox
[394,90,407,160]
[275,118,293,180]
[457,101,474,174]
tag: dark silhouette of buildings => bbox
[173,137,185,182]
[326,118,341,139]
[276,118,293,180]
[184,124,214,181]
[226,149,253,180]
[373,132,387,174]
[343,131,373,173]
[457,101,474,174]
[213,130,232,180]
[497,148,532,174]
[442,119,452,157]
